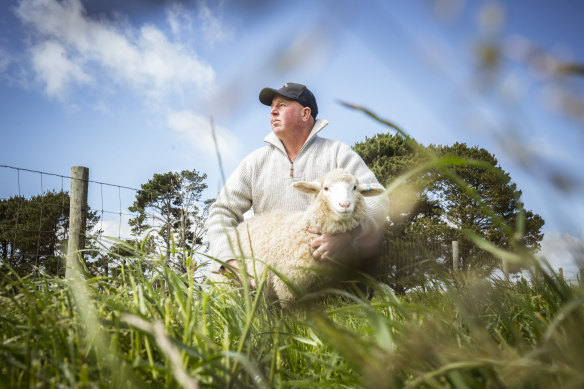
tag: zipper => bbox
[265,120,327,180]
[288,131,318,178]
[290,129,320,178]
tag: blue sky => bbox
[1,0,583,274]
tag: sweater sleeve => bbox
[205,159,253,272]
[336,143,389,243]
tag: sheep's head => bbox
[293,169,385,221]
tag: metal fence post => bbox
[66,166,89,278]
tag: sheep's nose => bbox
[339,202,350,210]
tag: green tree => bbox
[430,142,544,273]
[128,169,209,272]
[353,135,545,284]
[0,191,100,279]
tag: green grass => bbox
[1,244,584,388]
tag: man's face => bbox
[270,95,307,135]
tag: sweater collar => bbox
[264,118,329,156]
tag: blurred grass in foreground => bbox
[1,241,584,388]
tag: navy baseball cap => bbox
[259,82,318,119]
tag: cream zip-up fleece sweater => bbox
[206,118,388,271]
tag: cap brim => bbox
[259,88,278,106]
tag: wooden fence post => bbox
[65,166,89,278]
[452,241,459,272]
[503,260,509,282]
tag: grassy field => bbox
[1,243,584,388]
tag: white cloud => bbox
[167,109,242,168]
[93,215,134,246]
[13,0,244,182]
[166,1,232,46]
[167,4,189,38]
[538,232,584,278]
[197,1,232,45]
[30,40,90,99]
[15,0,215,101]
[0,47,12,73]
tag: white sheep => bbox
[210,169,385,305]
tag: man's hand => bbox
[309,229,354,262]
[220,259,256,289]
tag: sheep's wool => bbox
[218,169,384,305]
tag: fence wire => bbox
[0,165,141,275]
[0,164,210,278]
[1,164,142,240]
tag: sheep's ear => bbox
[357,183,385,197]
[293,181,321,195]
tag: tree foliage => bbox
[354,134,442,237]
[128,169,209,272]
[353,134,544,285]
[429,143,544,271]
[0,191,100,279]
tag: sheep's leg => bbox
[272,278,297,309]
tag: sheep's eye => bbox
[353,185,357,190]
[324,187,329,191]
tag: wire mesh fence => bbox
[0,164,209,279]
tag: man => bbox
[206,82,388,282]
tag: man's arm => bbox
[206,162,253,272]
